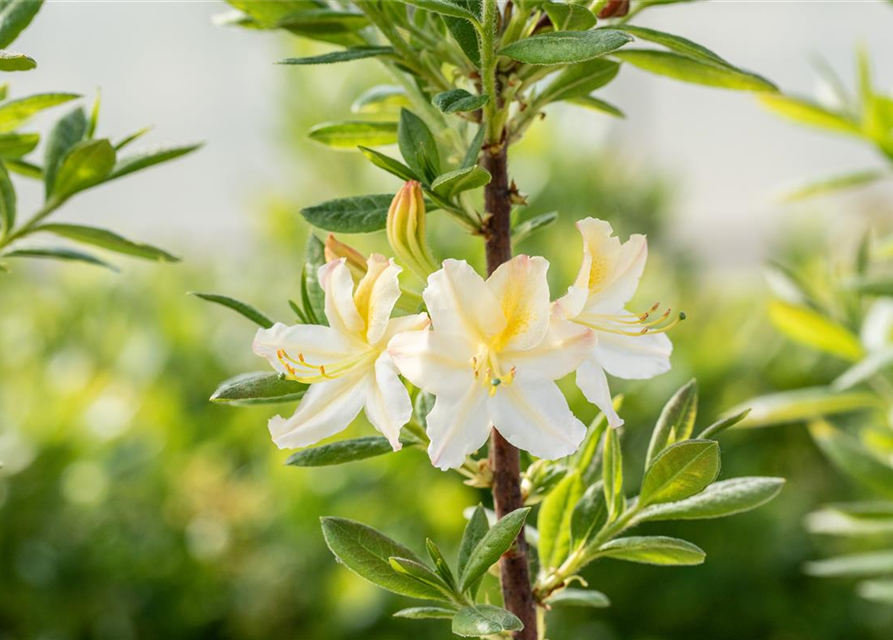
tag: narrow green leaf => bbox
[211,371,306,405]
[637,477,784,522]
[809,420,893,500]
[398,109,440,183]
[0,49,35,71]
[50,139,115,200]
[320,517,445,600]
[188,292,274,328]
[107,143,201,181]
[805,551,893,578]
[286,437,394,467]
[597,536,706,566]
[543,3,597,31]
[760,93,862,136]
[545,588,610,608]
[614,50,777,92]
[538,471,583,570]
[359,146,419,181]
[639,439,721,507]
[570,483,608,548]
[3,157,39,178]
[388,557,454,597]
[736,387,881,427]
[114,126,151,151]
[352,85,408,115]
[500,30,633,65]
[432,88,489,114]
[394,606,455,619]
[425,538,456,590]
[460,125,485,169]
[603,425,623,521]
[442,0,482,66]
[695,408,751,439]
[833,347,893,391]
[403,0,480,23]
[615,26,730,66]
[87,90,100,139]
[307,121,398,149]
[645,379,698,467]
[859,580,893,604]
[769,300,864,361]
[0,132,38,158]
[567,95,625,118]
[0,0,42,49]
[459,507,530,593]
[779,170,888,203]
[457,504,489,581]
[36,223,179,262]
[512,211,558,246]
[0,160,14,236]
[3,246,116,270]
[300,193,394,233]
[431,165,491,198]
[302,233,327,325]
[0,92,79,132]
[452,605,522,638]
[279,46,394,65]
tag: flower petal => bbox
[426,383,491,470]
[501,317,594,382]
[355,254,403,346]
[573,218,621,292]
[487,380,586,460]
[595,330,672,380]
[381,312,430,344]
[487,255,551,351]
[268,374,367,449]
[424,259,505,341]
[584,233,647,314]
[388,329,475,397]
[364,354,412,450]
[253,322,358,375]
[319,259,365,336]
[575,356,624,428]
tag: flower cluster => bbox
[253,191,676,470]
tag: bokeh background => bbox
[2,2,893,639]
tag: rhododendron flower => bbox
[389,256,594,470]
[253,255,428,450]
[555,218,677,428]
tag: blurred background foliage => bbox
[3,30,893,640]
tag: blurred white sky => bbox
[11,1,893,266]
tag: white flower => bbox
[555,218,676,428]
[252,255,429,451]
[388,256,594,470]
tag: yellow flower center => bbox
[471,347,517,397]
[276,348,377,384]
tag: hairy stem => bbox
[479,3,537,637]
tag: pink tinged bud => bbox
[324,234,367,281]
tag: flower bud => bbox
[597,0,629,19]
[324,234,367,282]
[386,181,438,280]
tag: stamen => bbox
[579,305,686,337]
[276,348,375,384]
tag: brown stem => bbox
[482,141,538,640]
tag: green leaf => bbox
[307,121,398,149]
[0,92,79,132]
[394,606,456,619]
[0,160,14,236]
[300,193,395,233]
[848,276,893,296]
[768,300,864,361]
[543,2,597,31]
[833,347,893,391]
[302,233,327,325]
[779,170,888,203]
[645,379,698,467]
[114,126,151,151]
[809,421,893,500]
[0,131,37,158]
[320,517,446,600]
[43,107,87,197]
[359,146,419,181]
[3,246,116,270]
[572,405,613,485]
[431,165,491,197]
[736,387,881,427]
[87,91,100,139]
[615,26,730,67]
[459,507,530,593]
[614,50,777,92]
[442,0,482,66]
[805,551,893,578]
[50,139,115,200]
[432,88,489,114]
[286,436,395,467]
[425,538,456,590]
[352,85,409,114]
[452,605,522,638]
[36,223,178,262]
[759,93,861,136]
[538,59,621,103]
[637,477,784,522]
[566,95,625,118]
[457,504,488,589]
[570,483,608,548]
[603,425,623,520]
[210,371,306,405]
[597,536,705,566]
[107,144,201,181]
[500,29,633,65]
[188,292,274,328]
[460,125,485,169]
[388,557,454,597]
[545,588,610,608]
[0,0,42,49]
[279,46,394,65]
[3,157,39,178]
[695,408,751,439]
[858,580,893,604]
[398,109,440,183]
[403,0,480,24]
[538,471,583,570]
[0,49,35,71]
[639,439,721,507]
[512,211,558,246]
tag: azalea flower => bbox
[389,255,594,470]
[555,218,678,428]
[252,255,429,451]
